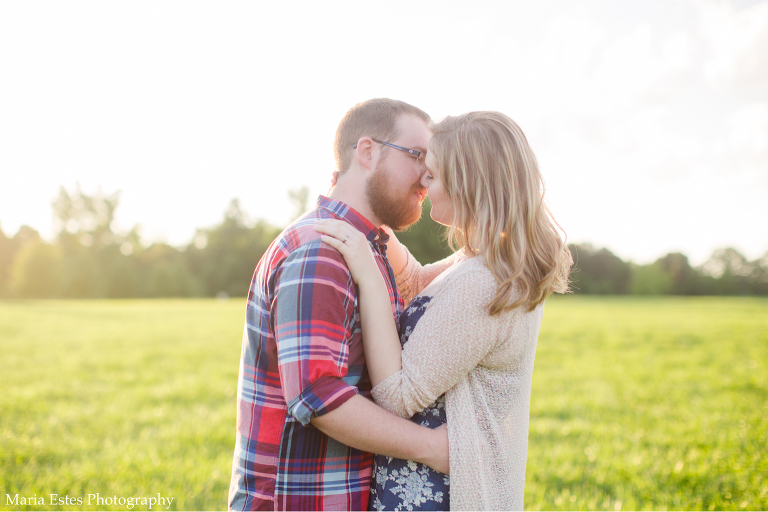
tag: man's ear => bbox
[354,137,376,172]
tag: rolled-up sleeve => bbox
[273,241,360,425]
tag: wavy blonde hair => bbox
[430,111,572,314]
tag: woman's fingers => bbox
[314,222,367,259]
[318,234,347,254]
[314,220,351,241]
[314,219,368,246]
[314,220,382,286]
[315,218,348,229]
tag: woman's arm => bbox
[313,220,501,403]
[372,265,510,419]
[314,219,405,387]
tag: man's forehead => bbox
[395,114,432,150]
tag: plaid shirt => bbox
[229,196,403,511]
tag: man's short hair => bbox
[334,98,431,175]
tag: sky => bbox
[1,0,766,265]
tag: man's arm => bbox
[311,394,449,474]
[275,241,448,473]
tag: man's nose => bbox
[412,165,427,182]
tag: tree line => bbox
[1,186,766,298]
[568,244,768,296]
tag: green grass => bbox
[528,297,768,511]
[0,297,766,510]
[0,300,243,511]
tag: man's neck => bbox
[327,181,382,228]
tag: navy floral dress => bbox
[369,295,450,511]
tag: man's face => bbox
[365,114,431,230]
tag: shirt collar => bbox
[316,195,390,247]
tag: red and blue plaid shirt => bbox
[229,196,403,511]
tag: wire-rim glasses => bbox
[352,138,427,170]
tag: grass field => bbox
[1,297,766,511]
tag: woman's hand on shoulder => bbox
[314,219,380,287]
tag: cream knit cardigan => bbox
[371,251,543,511]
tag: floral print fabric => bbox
[369,295,450,511]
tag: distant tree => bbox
[0,224,41,296]
[630,262,672,295]
[4,184,767,299]
[185,199,281,297]
[48,185,132,297]
[395,198,453,264]
[699,248,761,295]
[288,186,310,221]
[9,240,61,298]
[103,253,140,298]
[752,251,768,295]
[103,226,144,298]
[52,184,120,245]
[137,243,201,297]
[568,243,631,294]
[655,252,700,295]
[0,226,8,296]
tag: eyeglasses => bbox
[353,138,427,170]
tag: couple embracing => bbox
[228,98,571,511]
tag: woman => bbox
[315,111,571,510]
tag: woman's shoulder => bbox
[443,256,497,292]
[430,256,499,311]
[440,256,542,321]
[446,253,490,276]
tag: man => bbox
[229,98,448,511]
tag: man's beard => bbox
[365,162,424,231]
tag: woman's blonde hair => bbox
[430,111,572,314]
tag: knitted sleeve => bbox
[372,261,504,418]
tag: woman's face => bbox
[422,151,455,227]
